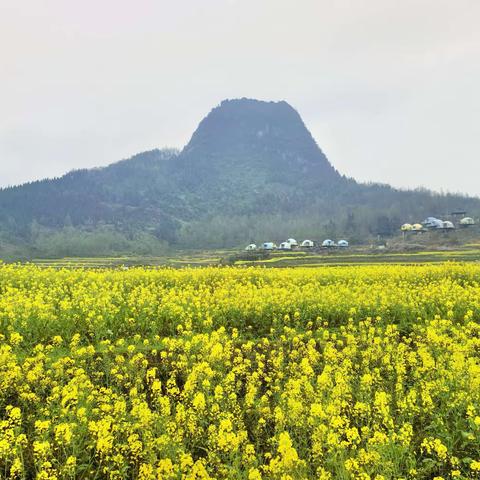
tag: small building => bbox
[460,217,475,226]
[322,239,336,248]
[279,241,292,250]
[451,211,467,221]
[245,244,257,251]
[401,223,413,231]
[301,239,314,248]
[262,242,276,250]
[287,238,299,248]
[338,240,349,248]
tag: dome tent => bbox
[412,224,424,231]
[279,241,292,250]
[322,239,336,248]
[423,217,444,229]
[287,238,298,247]
[443,221,455,230]
[401,224,413,231]
[301,239,314,248]
[460,217,475,226]
[245,244,257,251]
[338,240,349,248]
[262,242,276,250]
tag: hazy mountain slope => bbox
[0,149,181,237]
[177,98,339,185]
[171,98,343,216]
[0,98,478,256]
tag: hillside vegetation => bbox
[0,99,479,258]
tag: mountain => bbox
[170,98,345,219]
[178,98,339,186]
[0,98,479,258]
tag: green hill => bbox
[0,98,478,258]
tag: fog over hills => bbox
[0,98,479,258]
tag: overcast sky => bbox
[1,0,479,195]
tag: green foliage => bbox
[23,226,168,258]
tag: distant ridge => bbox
[0,98,479,258]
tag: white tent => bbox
[245,244,257,251]
[443,221,455,229]
[423,217,444,229]
[322,239,335,248]
[338,240,349,248]
[262,242,276,250]
[460,217,475,226]
[287,238,298,247]
[301,239,314,248]
[412,224,424,231]
[279,241,292,250]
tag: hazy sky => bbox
[1,0,479,195]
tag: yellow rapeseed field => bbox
[1,263,480,479]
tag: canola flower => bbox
[0,263,479,478]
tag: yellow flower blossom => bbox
[0,263,479,478]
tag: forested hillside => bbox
[0,99,479,258]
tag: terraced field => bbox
[26,246,480,270]
[30,251,233,269]
[233,248,480,267]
